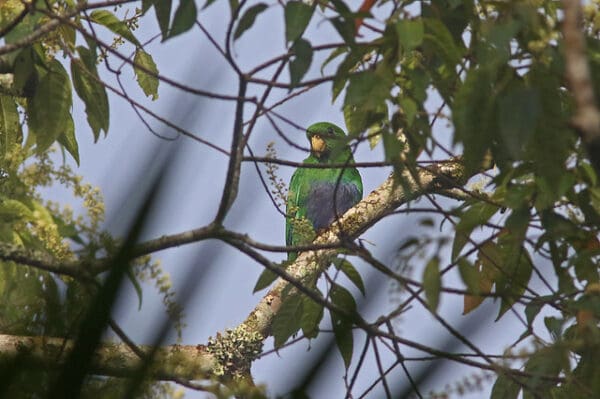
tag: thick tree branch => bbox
[242,158,471,338]
[0,334,215,381]
[0,158,481,383]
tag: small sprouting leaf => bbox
[89,10,141,47]
[272,294,303,348]
[334,258,366,296]
[289,38,313,87]
[28,60,72,153]
[169,0,197,38]
[57,115,79,165]
[423,256,441,312]
[301,295,323,339]
[0,95,22,154]
[71,49,110,141]
[134,49,159,100]
[396,19,424,51]
[284,1,314,43]
[253,268,278,292]
[234,3,268,41]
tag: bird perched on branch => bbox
[286,122,363,261]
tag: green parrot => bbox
[286,122,363,262]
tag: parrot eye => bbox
[327,127,334,135]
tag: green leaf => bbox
[396,19,424,51]
[234,3,268,41]
[203,0,218,9]
[345,70,393,109]
[89,10,141,47]
[333,258,366,296]
[169,0,197,38]
[399,97,418,127]
[289,38,313,87]
[496,245,533,320]
[452,202,498,259]
[491,373,521,399]
[71,50,110,141]
[272,294,303,348]
[0,95,22,154]
[300,295,323,339]
[423,256,441,312]
[330,283,355,369]
[28,60,72,153]
[154,0,173,40]
[284,1,314,43]
[453,67,496,173]
[57,114,79,165]
[497,87,540,159]
[522,347,566,399]
[457,258,479,295]
[253,267,278,292]
[423,18,463,66]
[525,296,552,327]
[134,49,159,100]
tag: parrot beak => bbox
[311,135,327,156]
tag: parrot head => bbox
[305,122,352,162]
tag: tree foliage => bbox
[0,0,599,398]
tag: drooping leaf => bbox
[496,245,533,320]
[333,258,366,296]
[284,1,314,43]
[89,10,141,47]
[272,294,303,348]
[396,19,424,52]
[453,67,496,173]
[330,283,356,369]
[234,3,268,41]
[458,258,480,297]
[28,60,72,153]
[253,267,278,292]
[497,87,540,159]
[452,201,498,260]
[423,256,441,312]
[57,114,79,165]
[71,48,110,141]
[300,295,323,339]
[169,0,197,38]
[134,49,159,100]
[289,38,313,87]
[491,373,521,399]
[154,0,173,40]
[423,18,463,66]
